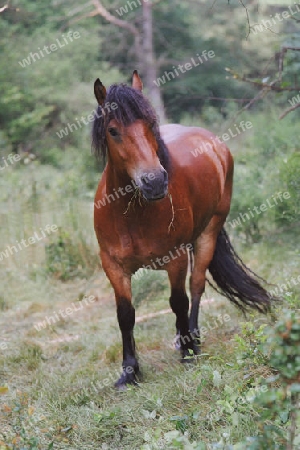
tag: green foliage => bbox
[228,111,300,242]
[275,153,300,225]
[1,3,300,449]
[132,270,168,308]
[10,342,43,371]
[0,0,285,159]
[234,321,270,368]
[141,429,207,449]
[0,5,121,161]
[267,309,300,383]
[1,392,54,449]
[44,228,97,281]
[237,309,300,449]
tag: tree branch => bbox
[227,45,300,119]
[226,67,300,92]
[65,0,140,37]
[238,0,251,38]
[91,0,139,37]
[279,101,300,120]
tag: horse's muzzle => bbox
[138,169,168,201]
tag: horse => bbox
[92,70,273,389]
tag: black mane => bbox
[92,83,169,171]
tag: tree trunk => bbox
[75,1,167,122]
[142,1,167,123]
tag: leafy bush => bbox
[228,111,299,242]
[275,153,300,226]
[237,308,300,449]
[44,228,98,281]
[0,392,54,450]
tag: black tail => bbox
[208,228,277,314]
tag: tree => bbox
[225,3,300,119]
[66,0,167,122]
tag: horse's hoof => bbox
[114,368,140,390]
[181,356,196,364]
[192,344,201,356]
[114,379,139,390]
[180,349,196,363]
[115,382,128,391]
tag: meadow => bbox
[0,109,299,449]
[1,1,300,447]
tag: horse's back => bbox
[160,123,233,193]
[160,123,231,163]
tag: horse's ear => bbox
[132,70,143,91]
[94,78,107,105]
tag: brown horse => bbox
[92,70,273,389]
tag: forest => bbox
[0,0,299,449]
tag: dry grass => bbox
[1,165,299,449]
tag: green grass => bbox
[0,164,299,449]
[0,296,252,449]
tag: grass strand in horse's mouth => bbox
[123,187,168,214]
[168,193,175,233]
[123,187,144,215]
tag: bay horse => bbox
[92,70,273,389]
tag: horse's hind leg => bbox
[189,216,226,353]
[167,256,194,361]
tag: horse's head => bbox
[92,71,168,201]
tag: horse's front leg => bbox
[101,251,139,389]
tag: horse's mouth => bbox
[142,188,168,202]
[135,168,168,202]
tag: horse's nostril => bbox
[141,174,150,185]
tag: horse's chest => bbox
[96,196,193,264]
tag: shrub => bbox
[44,228,98,281]
[237,308,300,449]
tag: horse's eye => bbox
[108,127,119,137]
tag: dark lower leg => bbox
[189,297,201,354]
[115,297,139,387]
[169,288,194,359]
[189,269,206,355]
